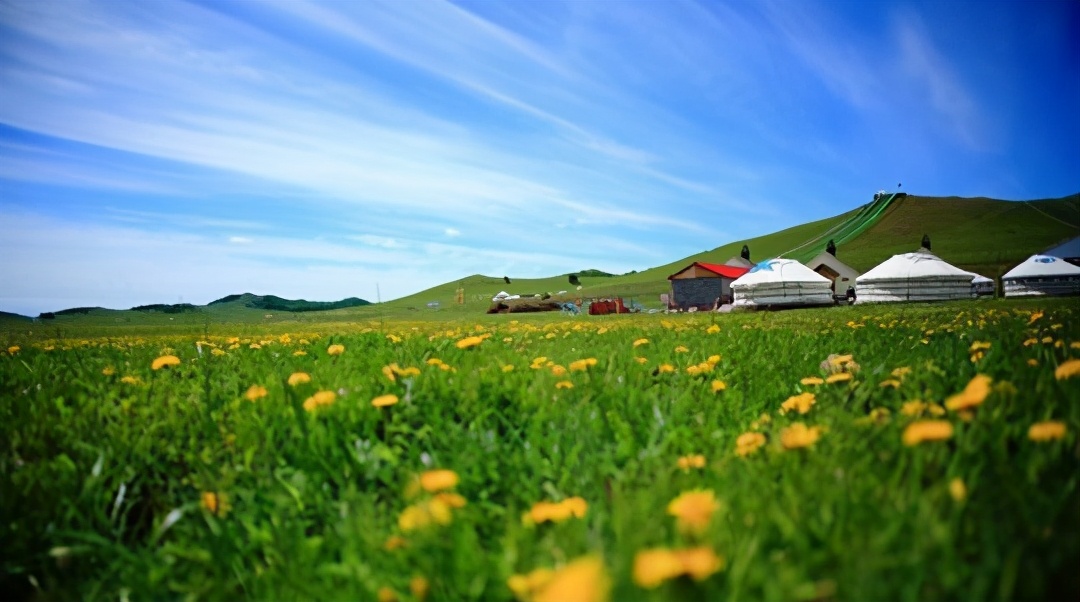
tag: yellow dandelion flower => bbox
[426,358,444,366]
[302,390,336,412]
[1028,421,1067,442]
[900,400,928,417]
[371,394,399,408]
[456,335,484,349]
[386,334,402,343]
[944,374,992,411]
[327,344,345,355]
[555,380,574,389]
[800,376,824,386]
[1022,338,1038,347]
[409,576,429,601]
[667,490,720,536]
[828,354,854,366]
[780,423,822,449]
[502,364,515,372]
[1042,335,1054,344]
[632,548,684,589]
[523,497,588,525]
[212,348,227,356]
[249,343,261,350]
[825,372,853,384]
[151,355,181,370]
[201,491,219,514]
[1028,311,1044,324]
[707,354,721,364]
[780,392,816,415]
[674,345,689,353]
[735,432,766,457]
[569,358,598,372]
[102,366,116,376]
[879,379,901,388]
[288,372,311,386]
[677,454,706,471]
[508,568,556,600]
[891,366,912,379]
[532,555,609,602]
[383,535,408,551]
[657,363,675,374]
[1071,341,1080,349]
[244,385,268,401]
[902,420,954,446]
[677,547,724,581]
[435,492,467,508]
[120,375,142,385]
[550,364,568,377]
[633,338,649,347]
[419,469,459,492]
[377,586,397,602]
[634,356,648,365]
[706,324,720,334]
[928,404,946,416]
[949,478,967,502]
[968,341,991,353]
[398,498,453,531]
[7,345,20,354]
[1055,359,1080,380]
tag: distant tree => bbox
[568,274,581,286]
[741,244,750,261]
[39,312,55,320]
[826,239,837,257]
[503,276,511,284]
[922,234,931,251]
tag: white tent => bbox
[731,259,835,308]
[1002,255,1080,297]
[969,274,996,296]
[856,252,974,303]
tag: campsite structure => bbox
[730,258,835,308]
[667,262,750,310]
[805,250,860,294]
[1043,236,1080,268]
[855,251,975,303]
[1002,255,1080,297]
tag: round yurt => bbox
[1002,255,1080,297]
[969,273,996,297]
[731,258,835,308]
[855,252,974,303]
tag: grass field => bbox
[2,297,1078,601]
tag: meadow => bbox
[2,298,1078,601]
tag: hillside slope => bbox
[375,192,1078,313]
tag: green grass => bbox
[2,298,1078,601]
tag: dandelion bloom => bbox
[780,392,816,415]
[1028,421,1067,442]
[633,338,649,347]
[944,374,992,411]
[825,372,853,384]
[302,390,336,412]
[879,379,901,389]
[891,366,912,378]
[244,385,268,401]
[409,576,430,601]
[900,401,928,417]
[902,420,954,446]
[532,555,609,602]
[632,548,684,589]
[102,366,116,376]
[707,354,721,364]
[949,478,967,502]
[677,455,706,471]
[1028,311,1044,324]
[1055,359,1080,381]
[502,364,515,373]
[709,380,727,393]
[524,497,588,525]
[550,365,568,377]
[634,357,648,365]
[706,324,720,334]
[735,432,766,457]
[372,394,399,408]
[656,364,675,374]
[968,341,991,352]
[674,345,689,353]
[667,490,720,535]
[377,586,397,602]
[386,334,402,343]
[456,335,484,349]
[327,344,345,355]
[508,568,556,600]
[1027,359,1038,367]
[151,355,181,370]
[555,380,574,389]
[120,375,142,385]
[288,372,312,386]
[435,492,467,508]
[7,345,20,354]
[780,423,822,449]
[419,469,459,492]
[569,358,598,372]
[201,491,220,514]
[384,535,408,551]
[800,376,824,386]
[398,498,453,531]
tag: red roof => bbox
[668,262,750,280]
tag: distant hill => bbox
[208,293,371,313]
[377,192,1079,313]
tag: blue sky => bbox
[1,0,1077,316]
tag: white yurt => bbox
[855,251,974,303]
[731,258,835,308]
[1002,255,1080,297]
[969,273,996,296]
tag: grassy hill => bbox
[369,192,1078,316]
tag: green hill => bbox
[373,192,1079,315]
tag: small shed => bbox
[806,251,860,293]
[668,262,750,310]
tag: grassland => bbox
[2,297,1078,601]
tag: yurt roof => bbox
[857,252,974,283]
[731,258,832,287]
[1003,255,1080,279]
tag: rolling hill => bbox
[376,192,1079,314]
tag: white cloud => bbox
[228,236,253,244]
[444,228,461,237]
